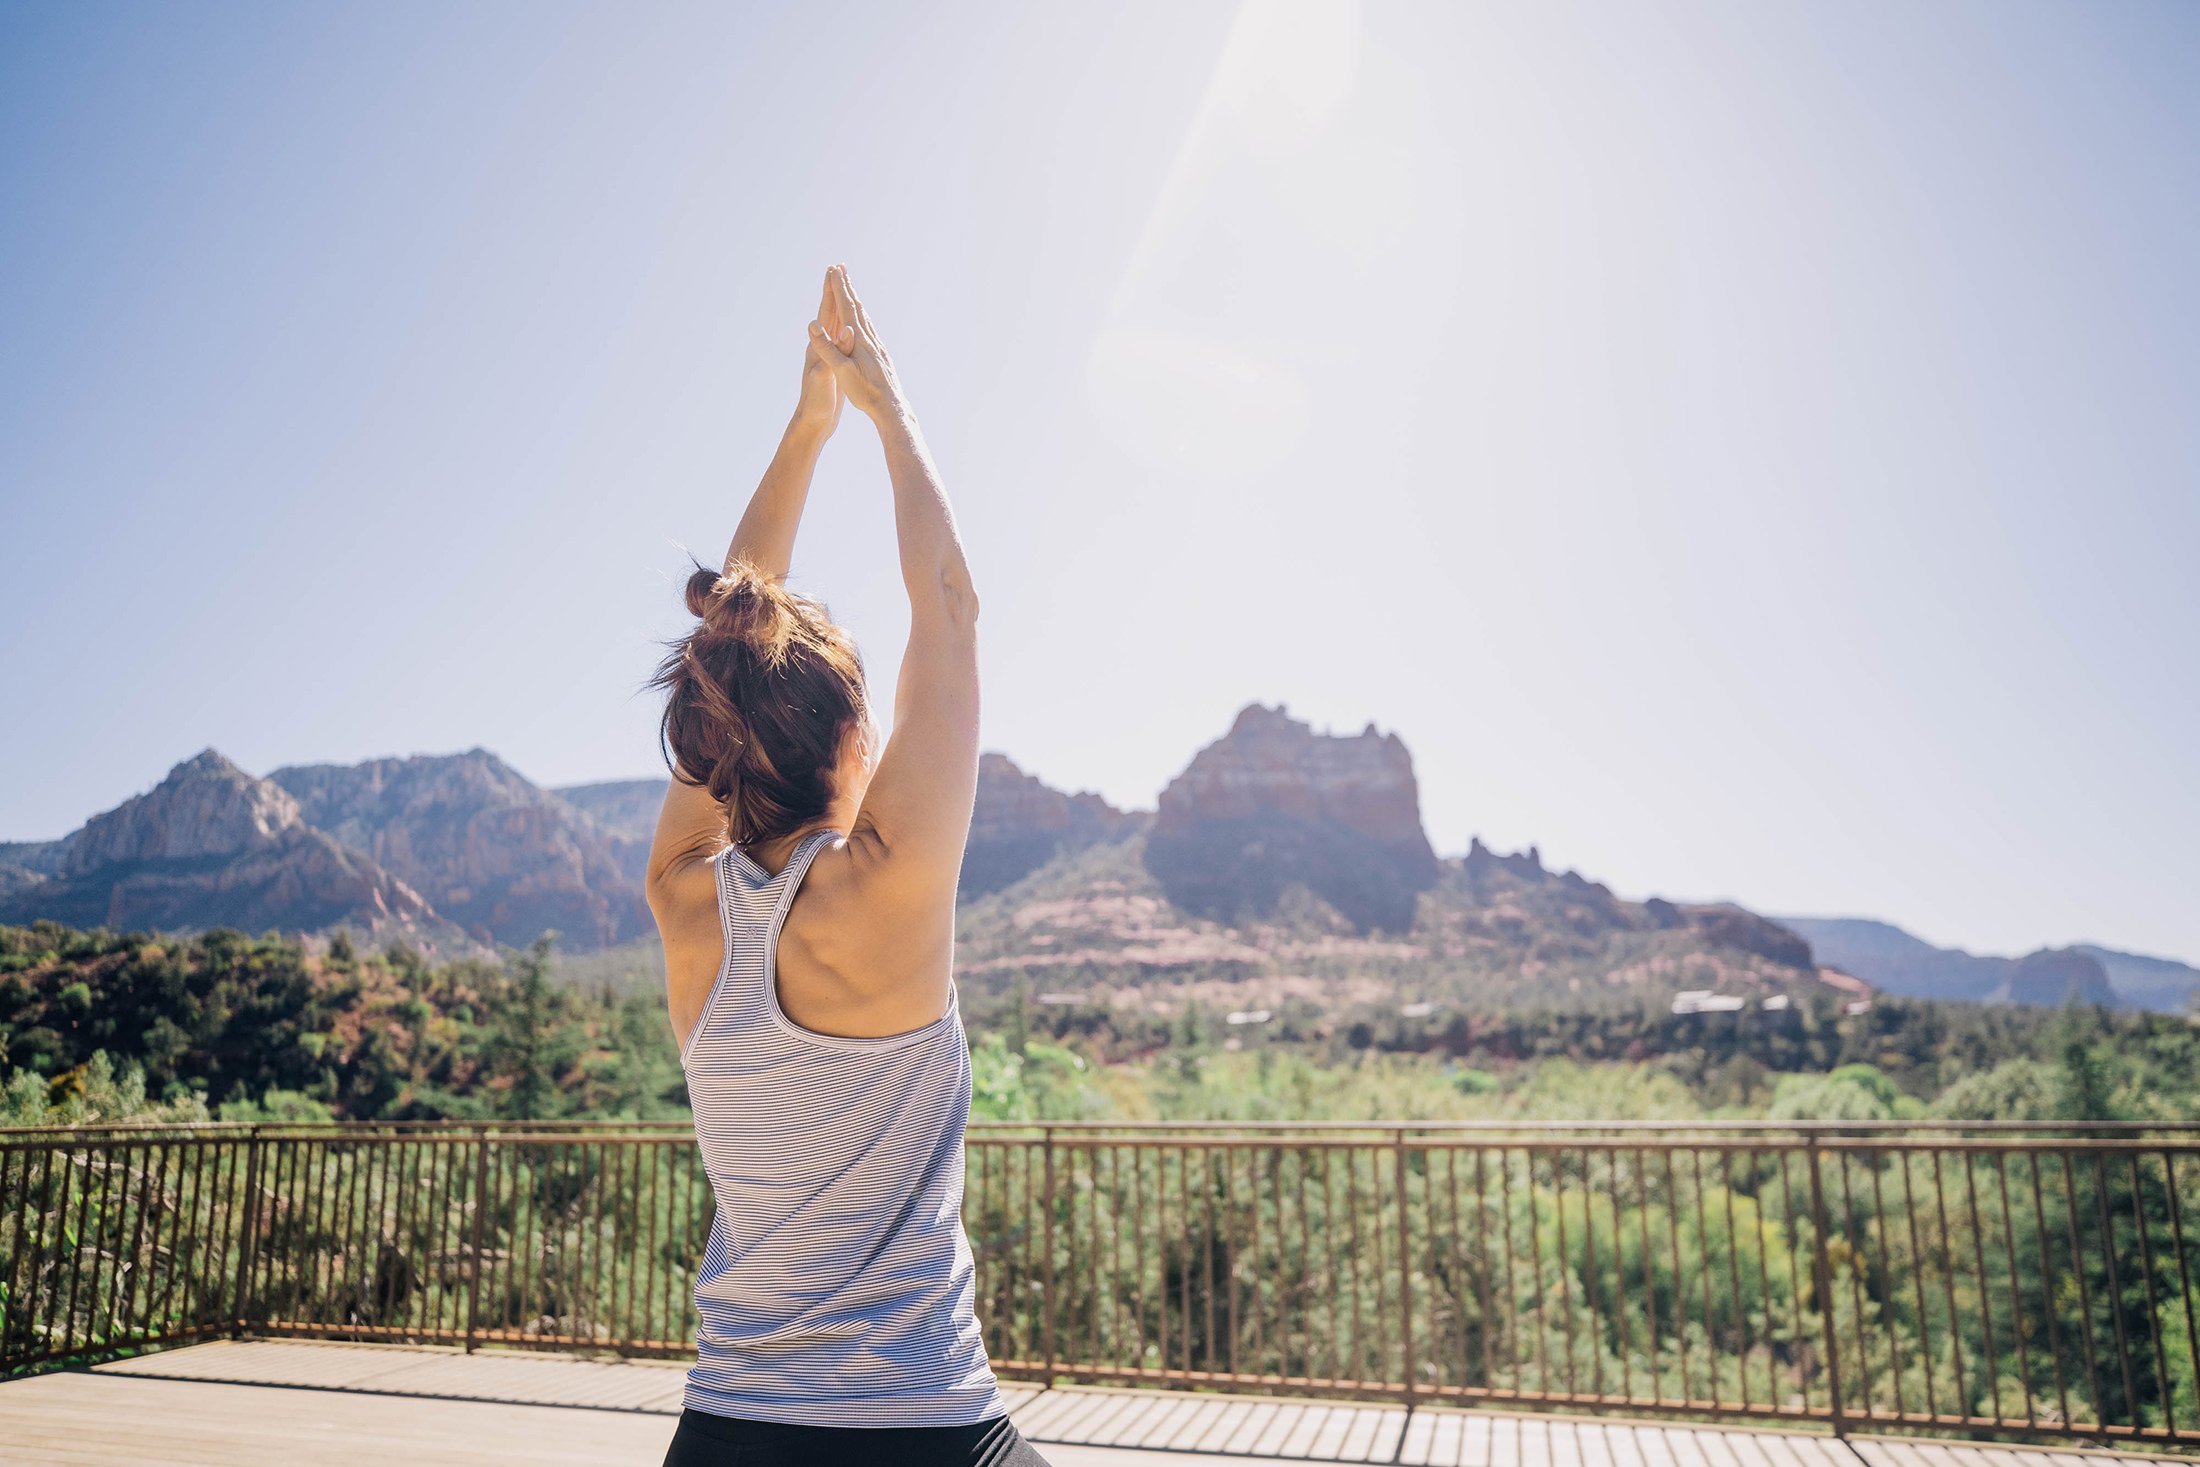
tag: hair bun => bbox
[652,554,872,849]
[685,557,796,662]
[682,565,723,620]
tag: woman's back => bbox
[646,264,1051,1463]
[679,827,1004,1428]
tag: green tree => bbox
[1006,973,1031,1058]
[492,933,562,1120]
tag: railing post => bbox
[13,1146,61,1366]
[1395,1127,1416,1407]
[1041,1126,1057,1386]
[1804,1133,1846,1436]
[229,1127,264,1338]
[464,1126,491,1354]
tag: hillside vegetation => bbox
[6,919,2195,1132]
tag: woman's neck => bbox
[743,820,842,877]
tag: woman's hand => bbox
[808,264,908,425]
[794,268,845,436]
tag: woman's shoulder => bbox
[778,835,958,1040]
[648,843,726,933]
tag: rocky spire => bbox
[1144,702,1437,934]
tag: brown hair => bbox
[649,556,874,849]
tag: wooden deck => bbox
[0,1340,2182,1467]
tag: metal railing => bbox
[6,1120,2200,1446]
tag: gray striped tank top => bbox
[678,827,1005,1427]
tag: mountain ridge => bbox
[0,750,462,950]
[1774,914,2190,1015]
[270,750,648,951]
[0,708,2181,1014]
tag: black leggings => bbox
[661,1408,1054,1466]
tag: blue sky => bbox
[2,1,2195,963]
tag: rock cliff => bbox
[1143,703,1438,934]
[0,751,454,947]
[552,778,669,885]
[1448,835,1818,977]
[1681,903,1816,970]
[0,839,69,897]
[65,749,300,872]
[560,758,1144,903]
[960,753,1140,899]
[272,751,647,951]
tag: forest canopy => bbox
[3,920,2194,1129]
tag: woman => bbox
[645,265,1050,1467]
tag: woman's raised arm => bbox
[718,270,846,582]
[645,271,847,896]
[806,266,981,990]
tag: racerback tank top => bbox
[678,827,1006,1428]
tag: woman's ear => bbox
[835,719,876,801]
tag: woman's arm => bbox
[719,271,846,581]
[646,273,846,899]
[800,265,980,1023]
[719,417,828,583]
[808,265,977,622]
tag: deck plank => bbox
[0,1371,674,1467]
[1247,1400,1318,1456]
[1089,1391,1176,1447]
[1035,1389,1123,1444]
[1458,1412,1498,1467]
[1401,1407,1442,1465]
[1282,1404,1341,1456]
[2,1342,2186,1467]
[1196,1399,1262,1454]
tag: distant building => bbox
[1400,1001,1436,1018]
[1036,992,1083,1006]
[1225,1008,1274,1025]
[1760,994,1791,1011]
[1672,989,1746,1014]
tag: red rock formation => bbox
[0,750,455,948]
[272,751,646,951]
[1155,704,1434,862]
[553,778,669,886]
[64,749,303,871]
[960,753,1139,899]
[1145,703,1438,934]
[1681,903,1815,970]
